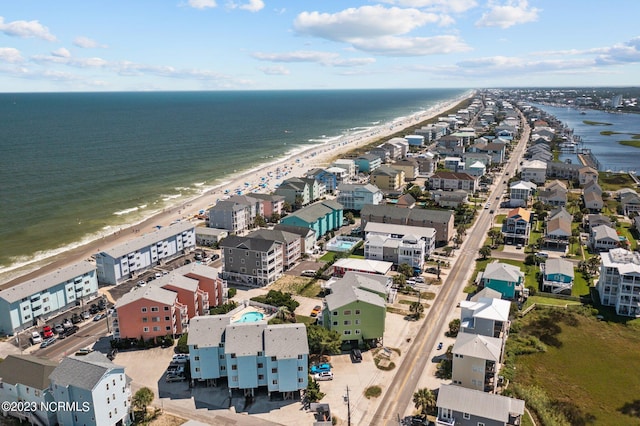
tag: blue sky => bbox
[1,0,639,92]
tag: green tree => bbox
[344,211,355,225]
[488,228,501,247]
[176,333,189,353]
[412,388,437,416]
[253,214,267,228]
[410,301,424,320]
[397,263,414,278]
[283,201,292,213]
[305,377,325,403]
[307,325,341,356]
[568,235,579,255]
[479,245,492,259]
[276,305,293,322]
[270,212,281,223]
[132,387,154,419]
[447,318,460,337]
[294,195,304,210]
[393,274,406,287]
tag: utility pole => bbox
[344,386,352,426]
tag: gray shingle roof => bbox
[49,352,123,390]
[453,333,502,361]
[338,271,389,296]
[361,204,454,224]
[225,322,267,357]
[172,262,220,280]
[592,224,618,241]
[0,261,95,303]
[437,384,525,422]
[337,183,381,194]
[481,261,524,283]
[187,315,231,347]
[364,222,436,240]
[114,285,177,309]
[284,200,343,224]
[220,235,278,253]
[263,324,309,359]
[325,283,386,311]
[248,229,299,244]
[544,258,575,279]
[0,354,58,389]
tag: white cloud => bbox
[476,0,540,29]
[258,65,290,75]
[187,0,217,10]
[73,36,107,49]
[378,0,478,13]
[294,5,444,41]
[293,5,464,56]
[0,47,24,63]
[51,48,71,58]
[350,34,470,56]
[252,50,375,67]
[232,0,265,12]
[0,16,56,41]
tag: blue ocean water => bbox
[533,104,640,172]
[0,89,468,271]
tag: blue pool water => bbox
[237,312,264,323]
[339,242,357,250]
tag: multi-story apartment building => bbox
[364,222,436,255]
[220,236,284,287]
[113,285,188,339]
[188,316,309,398]
[274,178,311,206]
[248,193,286,220]
[49,352,132,426]
[596,248,640,317]
[208,196,262,233]
[336,183,383,211]
[279,200,343,240]
[390,158,420,180]
[95,222,196,285]
[330,159,357,180]
[0,262,99,335]
[248,228,301,271]
[370,165,405,191]
[173,263,226,308]
[360,204,454,244]
[354,154,382,173]
[519,159,547,184]
[428,171,478,193]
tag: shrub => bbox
[227,287,237,298]
[364,386,382,399]
[176,333,189,354]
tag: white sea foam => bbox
[114,207,139,216]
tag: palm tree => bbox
[412,388,437,416]
[132,387,154,419]
[479,245,492,259]
[410,301,424,319]
[277,305,292,322]
[488,228,501,247]
[568,235,579,255]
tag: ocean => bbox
[0,88,468,272]
[532,104,640,172]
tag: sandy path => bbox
[0,93,472,287]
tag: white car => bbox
[313,371,334,381]
[30,331,42,345]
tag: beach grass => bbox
[619,140,640,148]
[599,171,636,191]
[512,307,640,425]
[582,120,613,126]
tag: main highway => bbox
[369,110,530,425]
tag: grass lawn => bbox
[599,171,637,192]
[617,223,637,250]
[522,295,582,309]
[571,271,592,297]
[319,252,337,262]
[472,257,538,289]
[494,214,506,224]
[512,308,640,425]
[348,254,365,259]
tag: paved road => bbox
[369,109,530,425]
[34,316,110,361]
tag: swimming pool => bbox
[236,311,265,323]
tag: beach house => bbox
[459,293,511,340]
[247,228,301,271]
[538,180,568,207]
[501,208,531,246]
[49,352,132,426]
[353,154,382,174]
[322,272,387,346]
[541,258,575,294]
[306,168,339,194]
[519,160,547,184]
[331,258,393,278]
[274,178,311,207]
[370,165,405,192]
[596,248,640,317]
[279,200,343,240]
[208,195,262,233]
[330,159,357,181]
[220,235,284,287]
[589,224,619,252]
[509,181,536,206]
[188,316,309,398]
[543,207,572,248]
[436,384,525,426]
[428,171,479,193]
[249,193,286,220]
[451,332,503,393]
[95,222,196,285]
[0,355,59,426]
[479,261,525,300]
[336,183,383,211]
[0,262,99,336]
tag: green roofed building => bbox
[280,199,343,240]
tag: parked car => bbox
[30,331,42,345]
[81,311,91,320]
[40,337,56,348]
[172,354,189,364]
[310,305,322,317]
[313,371,334,381]
[42,326,54,339]
[93,313,104,321]
[71,313,82,324]
[350,348,363,363]
[414,276,425,283]
[536,251,549,259]
[107,348,118,360]
[310,363,331,374]
[62,318,73,329]
[167,364,185,375]
[155,272,162,278]
[75,348,93,356]
[211,254,220,261]
[53,324,65,334]
[301,270,316,278]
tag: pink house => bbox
[250,193,286,220]
[114,286,188,340]
[173,263,226,312]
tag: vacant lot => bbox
[510,307,640,425]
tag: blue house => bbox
[479,261,524,299]
[280,200,343,240]
[354,154,382,174]
[306,168,339,193]
[542,258,575,294]
[188,315,309,398]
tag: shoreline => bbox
[0,91,474,287]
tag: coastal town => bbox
[2,88,640,426]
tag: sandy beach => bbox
[0,93,472,287]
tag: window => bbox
[231,353,236,359]
[152,317,160,322]
[478,423,485,426]
[142,317,148,323]
[221,365,226,371]
[343,320,351,326]
[165,316,170,321]
[343,310,352,315]
[106,384,109,390]
[195,367,200,372]
[298,378,304,383]
[165,326,171,331]
[141,307,147,313]
[194,356,200,361]
[151,307,159,312]
[463,413,470,420]
[343,330,351,335]
[271,368,278,374]
[271,356,276,361]
[231,376,237,382]
[355,309,361,315]
[113,379,115,385]
[298,366,303,372]
[164,306,169,311]
[332,321,338,326]
[355,319,360,325]
[153,326,160,331]
[298,354,303,360]
[332,311,338,316]
[258,374,264,380]
[355,329,361,335]
[272,379,278,385]
[232,365,237,370]
[257,363,264,368]
[143,327,149,332]
[107,397,110,404]
[219,354,225,359]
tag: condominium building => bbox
[220,236,284,287]
[95,222,196,285]
[336,183,383,211]
[0,262,98,335]
[596,248,640,317]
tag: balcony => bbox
[436,417,455,426]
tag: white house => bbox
[520,160,547,184]
[336,183,383,211]
[597,248,640,317]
